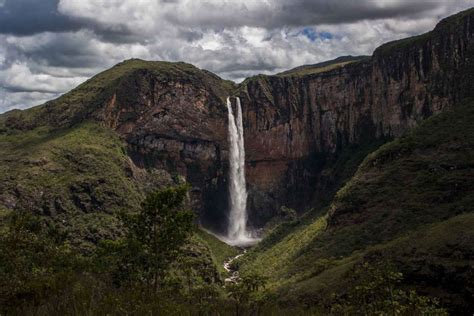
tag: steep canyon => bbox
[0,9,473,236]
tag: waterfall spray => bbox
[226,97,259,246]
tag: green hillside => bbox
[0,123,148,250]
[196,229,240,276]
[237,100,474,314]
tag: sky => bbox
[0,0,472,113]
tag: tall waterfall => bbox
[226,97,258,246]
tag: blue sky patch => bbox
[301,27,333,42]
[319,31,333,40]
[302,27,318,41]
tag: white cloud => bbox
[0,89,60,112]
[0,0,473,112]
[0,62,87,93]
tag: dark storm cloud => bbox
[211,55,279,74]
[165,0,443,30]
[274,0,441,27]
[0,0,140,44]
[0,0,441,43]
[17,33,108,68]
[0,0,81,35]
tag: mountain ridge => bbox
[1,7,473,237]
[1,7,473,314]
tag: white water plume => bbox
[225,97,259,247]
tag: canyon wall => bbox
[239,9,474,225]
[92,66,234,232]
[1,9,473,234]
[108,10,473,230]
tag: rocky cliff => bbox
[0,61,235,238]
[96,63,234,231]
[1,9,473,236]
[238,8,474,225]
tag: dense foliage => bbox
[1,186,450,315]
[96,184,195,291]
[0,186,230,315]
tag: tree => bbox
[331,260,448,315]
[0,211,77,313]
[110,184,195,293]
[227,273,268,315]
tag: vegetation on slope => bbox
[0,186,241,315]
[237,100,474,314]
[196,229,240,276]
[328,99,474,250]
[0,123,148,250]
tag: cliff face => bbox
[238,9,474,225]
[1,9,473,234]
[237,100,474,315]
[0,61,235,235]
[92,63,235,232]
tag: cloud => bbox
[56,0,467,37]
[163,0,441,29]
[0,90,59,112]
[0,62,87,93]
[0,0,81,36]
[0,0,473,112]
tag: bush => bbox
[331,260,448,315]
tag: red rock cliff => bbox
[238,9,474,225]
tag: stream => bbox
[223,250,246,284]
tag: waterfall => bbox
[226,97,258,246]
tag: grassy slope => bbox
[328,100,474,251]
[170,233,223,286]
[276,213,474,312]
[0,123,144,250]
[196,229,240,276]
[238,100,474,311]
